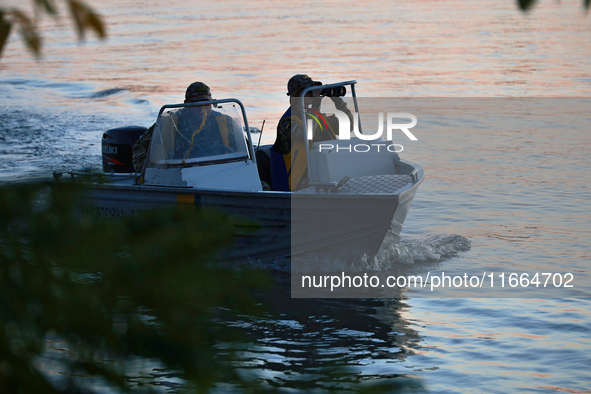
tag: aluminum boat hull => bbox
[69,163,423,260]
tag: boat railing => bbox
[53,169,141,183]
[410,168,419,182]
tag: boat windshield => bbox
[148,101,249,167]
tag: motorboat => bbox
[53,81,424,260]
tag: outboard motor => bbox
[101,126,148,173]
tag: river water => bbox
[1,0,590,392]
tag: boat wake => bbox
[377,233,472,266]
[240,234,471,274]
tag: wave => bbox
[84,88,127,99]
[1,78,129,101]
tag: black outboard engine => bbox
[101,126,147,173]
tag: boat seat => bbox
[256,146,273,191]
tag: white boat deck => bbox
[296,174,416,195]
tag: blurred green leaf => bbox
[0,13,12,57]
[10,10,42,57]
[67,0,105,40]
[0,182,271,392]
[33,0,58,17]
[518,0,538,11]
[66,0,85,39]
[84,8,105,38]
[0,0,105,60]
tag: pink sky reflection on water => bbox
[2,0,589,113]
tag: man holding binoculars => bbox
[257,74,354,192]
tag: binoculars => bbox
[313,86,347,98]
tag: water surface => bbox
[1,0,590,392]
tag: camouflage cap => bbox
[185,82,213,103]
[287,74,322,96]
